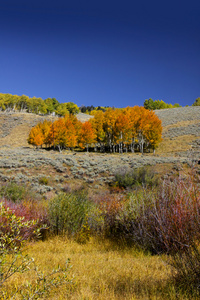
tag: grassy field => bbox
[2,237,189,300]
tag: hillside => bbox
[0,112,94,148]
[155,106,200,155]
[0,107,199,194]
[0,107,199,154]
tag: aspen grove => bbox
[28,106,162,153]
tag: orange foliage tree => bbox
[78,121,96,152]
[64,118,78,149]
[28,115,79,151]
[37,120,52,147]
[28,124,45,148]
[114,111,132,153]
[91,106,162,153]
[50,118,68,152]
[89,110,105,151]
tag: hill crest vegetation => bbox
[144,98,182,110]
[0,93,79,116]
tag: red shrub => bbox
[124,174,200,254]
[2,200,49,241]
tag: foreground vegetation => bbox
[1,164,200,299]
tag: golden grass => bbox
[3,236,195,300]
[0,112,56,148]
[0,124,32,147]
[156,135,200,155]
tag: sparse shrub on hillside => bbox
[38,176,49,185]
[62,183,72,193]
[114,167,159,189]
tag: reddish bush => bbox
[152,177,200,253]
[121,174,200,254]
[93,192,126,237]
[2,200,49,241]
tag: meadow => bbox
[1,162,200,299]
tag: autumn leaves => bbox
[28,106,162,153]
[28,115,95,152]
[90,106,162,153]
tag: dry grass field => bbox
[2,237,188,300]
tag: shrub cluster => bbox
[114,166,159,189]
[48,191,104,243]
[38,176,49,185]
[92,192,126,238]
[0,202,42,253]
[116,177,200,254]
[2,174,200,254]
[48,192,91,235]
[1,171,200,291]
[0,182,29,203]
[0,182,49,240]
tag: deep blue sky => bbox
[0,0,199,107]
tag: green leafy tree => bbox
[56,103,69,116]
[144,98,181,110]
[44,98,55,114]
[65,102,79,114]
[192,97,200,106]
[16,95,29,111]
[44,97,59,114]
[144,98,155,110]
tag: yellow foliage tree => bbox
[78,121,96,152]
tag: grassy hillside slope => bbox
[0,107,199,155]
[0,107,199,194]
[155,106,200,155]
